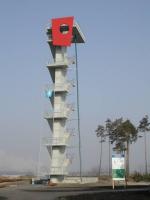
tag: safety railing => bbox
[44,103,74,119]
[46,56,75,67]
[42,135,70,146]
[46,81,75,93]
[50,166,67,175]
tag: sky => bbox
[0,0,150,175]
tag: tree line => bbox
[95,115,150,178]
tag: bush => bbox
[131,172,150,182]
[131,172,143,182]
[143,174,150,181]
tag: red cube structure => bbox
[52,16,74,46]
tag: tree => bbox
[95,118,139,178]
[95,125,106,178]
[105,118,113,176]
[138,115,150,174]
[109,118,138,177]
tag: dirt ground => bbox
[0,176,31,188]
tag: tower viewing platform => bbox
[44,16,85,183]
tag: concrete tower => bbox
[44,17,85,183]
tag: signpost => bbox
[112,155,126,189]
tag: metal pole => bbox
[75,39,82,182]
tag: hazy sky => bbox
[0,0,150,175]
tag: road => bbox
[0,185,88,200]
[0,185,150,200]
[1,186,65,200]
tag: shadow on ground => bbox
[0,197,8,200]
[57,187,150,200]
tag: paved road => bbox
[0,185,150,200]
[0,186,66,200]
[0,185,87,200]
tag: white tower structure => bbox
[44,17,85,183]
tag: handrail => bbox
[42,136,70,146]
[50,166,67,175]
[44,103,75,118]
[45,80,75,93]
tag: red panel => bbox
[52,16,74,46]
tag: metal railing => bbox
[45,80,75,93]
[50,166,67,175]
[66,56,76,65]
[44,109,69,118]
[44,103,74,119]
[42,135,70,146]
[46,56,75,66]
[50,128,75,135]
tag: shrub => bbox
[131,172,150,182]
[131,172,143,182]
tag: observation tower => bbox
[44,17,85,183]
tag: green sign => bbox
[112,156,125,180]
